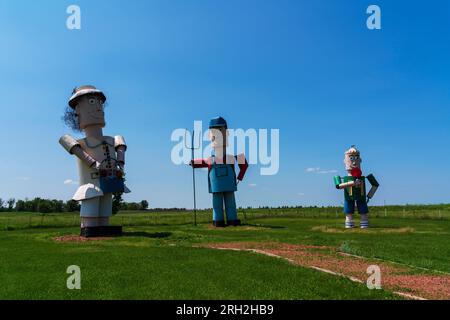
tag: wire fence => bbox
[0,205,450,231]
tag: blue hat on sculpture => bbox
[209,116,228,129]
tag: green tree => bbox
[38,201,53,214]
[51,200,64,213]
[112,193,123,215]
[7,198,16,211]
[140,200,149,210]
[15,200,26,212]
[66,200,80,212]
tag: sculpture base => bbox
[212,220,241,227]
[213,221,226,228]
[80,226,123,238]
[227,220,241,227]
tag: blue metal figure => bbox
[190,117,248,227]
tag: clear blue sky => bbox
[0,0,449,208]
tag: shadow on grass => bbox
[242,223,286,229]
[122,231,172,238]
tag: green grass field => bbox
[1,207,450,300]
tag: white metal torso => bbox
[73,136,117,201]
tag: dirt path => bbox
[54,235,113,242]
[202,242,450,300]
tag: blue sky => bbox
[0,0,449,208]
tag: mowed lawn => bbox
[1,211,449,300]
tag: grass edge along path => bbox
[202,242,450,300]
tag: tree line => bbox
[0,198,149,214]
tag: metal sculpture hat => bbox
[345,145,360,156]
[209,116,228,129]
[68,85,106,109]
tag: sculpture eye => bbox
[88,98,96,105]
[349,156,355,161]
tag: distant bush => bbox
[66,200,81,212]
[13,198,71,214]
[0,197,150,214]
[120,200,150,211]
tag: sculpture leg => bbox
[98,193,122,236]
[224,192,240,226]
[212,193,226,227]
[343,199,355,228]
[79,195,121,237]
[98,193,113,227]
[357,200,369,229]
[80,197,100,228]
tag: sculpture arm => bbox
[114,136,127,165]
[59,135,99,168]
[334,175,356,189]
[190,159,210,169]
[236,154,249,181]
[366,174,380,199]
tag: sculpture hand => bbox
[90,161,102,171]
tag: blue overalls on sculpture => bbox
[190,117,249,227]
[209,153,238,223]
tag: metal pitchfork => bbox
[185,129,201,226]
